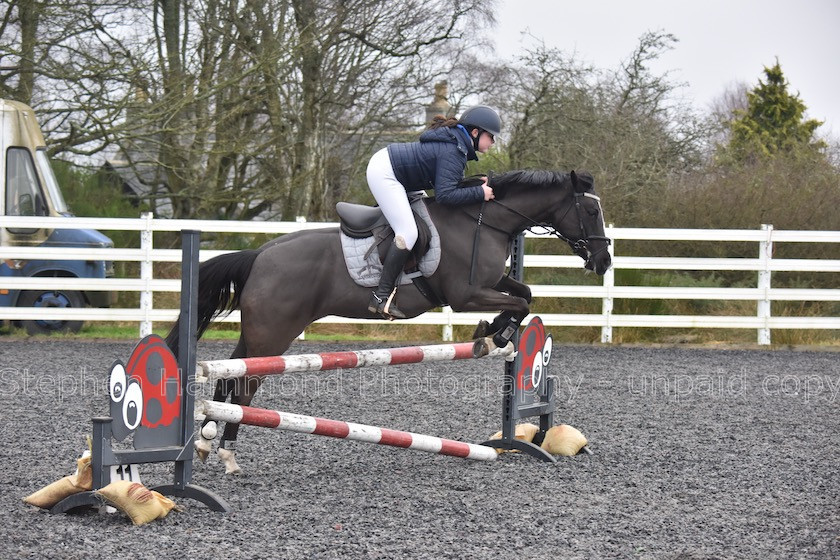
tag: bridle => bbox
[487,190,611,269]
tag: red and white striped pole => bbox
[198,400,499,462]
[196,339,514,381]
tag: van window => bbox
[36,149,68,214]
[6,147,46,217]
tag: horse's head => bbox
[552,170,612,274]
[476,169,612,274]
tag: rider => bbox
[365,105,501,320]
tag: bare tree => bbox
[0,0,39,101]
[2,0,494,220]
[702,81,750,157]
[503,32,709,226]
[1,0,143,156]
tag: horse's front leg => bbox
[450,286,530,356]
[471,276,532,342]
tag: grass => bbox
[0,322,447,343]
[3,319,838,348]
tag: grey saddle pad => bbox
[339,201,441,288]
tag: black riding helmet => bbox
[459,105,502,151]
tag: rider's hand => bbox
[482,181,494,201]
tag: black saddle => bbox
[336,202,390,236]
[336,197,433,267]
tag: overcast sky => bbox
[493,0,840,138]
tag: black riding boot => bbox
[368,242,411,320]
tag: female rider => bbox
[365,105,501,319]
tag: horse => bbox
[165,169,612,474]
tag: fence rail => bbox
[2,215,839,344]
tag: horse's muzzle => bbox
[571,238,611,275]
[584,246,612,275]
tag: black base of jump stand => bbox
[51,485,228,515]
[480,376,558,463]
[484,440,557,463]
[51,415,229,514]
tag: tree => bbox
[119,0,494,220]
[1,0,494,220]
[719,60,825,163]
[0,0,39,101]
[654,61,839,239]
[1,1,146,155]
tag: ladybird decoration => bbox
[108,335,182,449]
[515,316,553,395]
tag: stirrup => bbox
[368,290,406,320]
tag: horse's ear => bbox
[570,170,594,193]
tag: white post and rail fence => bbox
[1,214,838,344]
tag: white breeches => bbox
[366,148,418,250]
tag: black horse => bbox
[166,169,611,473]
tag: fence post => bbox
[757,224,773,345]
[292,216,307,341]
[442,305,453,342]
[139,212,154,337]
[601,225,615,343]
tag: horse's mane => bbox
[457,169,596,201]
[460,170,570,200]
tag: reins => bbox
[492,193,611,257]
[464,175,610,280]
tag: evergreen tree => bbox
[721,60,825,163]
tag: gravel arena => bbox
[2,337,838,559]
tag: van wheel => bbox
[17,290,85,335]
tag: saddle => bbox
[337,198,432,265]
[336,196,444,304]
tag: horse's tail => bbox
[165,249,261,357]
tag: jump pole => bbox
[196,340,515,381]
[199,400,499,462]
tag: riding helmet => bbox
[459,105,502,136]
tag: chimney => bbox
[425,81,453,125]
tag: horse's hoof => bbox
[195,438,212,462]
[472,337,494,358]
[218,447,242,475]
[472,320,491,340]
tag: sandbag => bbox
[541,424,588,456]
[96,480,180,526]
[487,422,540,453]
[23,452,92,509]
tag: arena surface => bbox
[2,338,838,559]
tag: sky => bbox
[493,0,840,138]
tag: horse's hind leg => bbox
[217,376,264,475]
[196,335,248,473]
[195,377,236,461]
[217,332,262,475]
